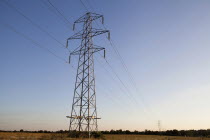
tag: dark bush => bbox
[68,130,88,138]
[91,131,105,139]
[68,131,105,139]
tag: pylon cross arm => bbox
[66,116,101,119]
[70,47,105,55]
[74,12,103,24]
[67,29,110,40]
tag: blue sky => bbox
[0,0,210,131]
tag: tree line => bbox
[102,129,210,137]
[1,129,210,137]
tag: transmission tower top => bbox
[66,12,110,136]
[66,12,110,63]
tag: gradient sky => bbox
[1,0,210,131]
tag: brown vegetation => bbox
[1,132,210,140]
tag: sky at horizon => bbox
[0,0,210,131]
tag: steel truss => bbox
[66,12,110,133]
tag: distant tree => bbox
[134,130,139,134]
[110,129,115,134]
[125,130,131,134]
[115,129,122,134]
[38,130,43,133]
[186,130,194,137]
[43,130,49,133]
[20,129,24,132]
[172,129,180,136]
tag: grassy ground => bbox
[105,134,210,140]
[0,132,210,140]
[0,132,68,140]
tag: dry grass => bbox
[105,134,210,140]
[0,132,210,140]
[0,132,68,140]
[0,132,96,140]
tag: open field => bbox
[1,132,210,140]
[105,135,210,140]
[0,132,69,140]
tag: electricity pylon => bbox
[66,12,110,134]
[158,120,161,132]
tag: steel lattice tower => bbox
[66,12,110,133]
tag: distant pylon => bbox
[158,120,161,132]
[66,12,110,134]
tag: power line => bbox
[96,82,133,113]
[79,0,141,103]
[71,0,140,108]
[95,53,154,120]
[101,19,159,119]
[79,1,136,100]
[80,0,141,110]
[95,56,134,101]
[88,0,138,89]
[82,0,134,89]
[38,0,90,77]
[81,0,135,88]
[97,53,144,108]
[95,56,141,111]
[93,60,133,112]
[2,23,68,63]
[22,0,156,119]
[46,0,73,26]
[40,0,70,29]
[78,0,138,104]
[40,0,80,36]
[1,0,69,51]
[79,0,89,12]
[80,0,159,119]
[40,0,82,45]
[86,0,97,13]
